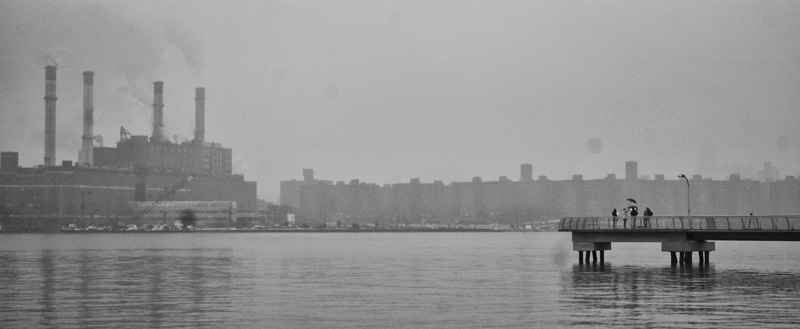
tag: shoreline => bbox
[1,228,550,234]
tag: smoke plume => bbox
[0,0,203,166]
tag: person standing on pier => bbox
[612,208,618,228]
[643,207,653,227]
[630,206,639,228]
[622,207,630,228]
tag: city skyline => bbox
[280,162,799,226]
[281,159,786,188]
[1,1,799,202]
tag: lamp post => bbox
[678,174,690,217]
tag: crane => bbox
[128,175,194,227]
[120,126,131,141]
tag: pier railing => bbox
[559,216,800,231]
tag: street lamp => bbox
[678,174,690,217]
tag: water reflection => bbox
[3,233,800,328]
[0,248,240,329]
[78,249,93,328]
[40,249,56,328]
[562,262,800,328]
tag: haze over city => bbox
[1,0,798,202]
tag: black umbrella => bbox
[626,198,637,204]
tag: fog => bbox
[1,0,798,201]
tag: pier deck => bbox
[558,215,800,264]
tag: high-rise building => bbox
[521,164,533,182]
[625,161,638,181]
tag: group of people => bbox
[611,206,653,228]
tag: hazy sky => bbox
[1,0,798,201]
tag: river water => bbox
[1,232,799,328]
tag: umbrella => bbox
[626,198,637,204]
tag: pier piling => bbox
[573,242,611,265]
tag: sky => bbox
[1,0,799,201]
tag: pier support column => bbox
[698,251,704,263]
[573,242,611,264]
[663,241,714,265]
[670,252,678,264]
[578,251,584,264]
[600,250,604,263]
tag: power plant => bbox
[0,66,257,231]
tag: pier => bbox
[558,216,800,264]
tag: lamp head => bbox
[678,174,686,178]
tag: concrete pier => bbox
[560,215,800,265]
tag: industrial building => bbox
[0,66,256,231]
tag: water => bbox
[1,232,799,328]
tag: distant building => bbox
[128,200,237,228]
[94,136,232,175]
[279,169,333,209]
[520,164,533,182]
[625,161,638,181]
[758,161,780,182]
[281,161,800,226]
[0,164,256,230]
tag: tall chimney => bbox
[80,71,95,166]
[195,87,205,143]
[151,81,164,142]
[44,66,57,166]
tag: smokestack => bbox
[195,87,205,143]
[80,71,95,166]
[151,81,164,142]
[44,66,57,166]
